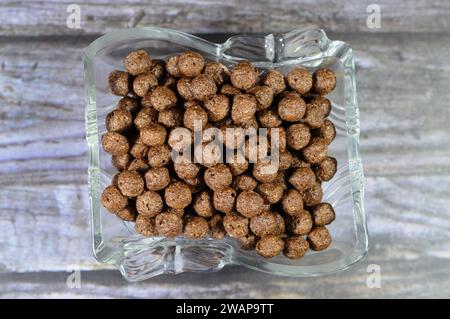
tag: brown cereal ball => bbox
[174,160,200,180]
[253,160,279,183]
[116,205,137,222]
[118,96,140,114]
[303,137,328,164]
[177,51,204,77]
[208,214,226,239]
[258,108,282,128]
[234,175,257,192]
[190,73,217,101]
[124,50,153,76]
[310,203,335,226]
[250,211,278,236]
[236,190,264,218]
[263,69,286,95]
[314,119,336,144]
[231,94,257,124]
[287,67,313,94]
[101,185,128,213]
[166,55,181,77]
[286,123,310,150]
[101,132,129,155]
[223,212,249,237]
[204,164,232,191]
[278,151,293,171]
[134,107,158,130]
[281,91,300,99]
[303,181,323,207]
[128,158,150,172]
[291,155,311,169]
[184,216,209,239]
[274,171,288,190]
[256,182,284,204]
[237,233,257,250]
[310,96,332,117]
[228,158,249,176]
[136,191,163,217]
[168,127,193,152]
[106,108,133,133]
[149,86,177,111]
[183,104,208,130]
[307,226,332,251]
[230,61,259,90]
[108,70,130,96]
[284,236,309,259]
[213,187,237,214]
[287,210,313,236]
[158,107,183,128]
[304,102,325,128]
[194,142,222,168]
[140,123,167,146]
[144,167,170,191]
[204,94,230,122]
[256,235,284,258]
[155,212,183,237]
[204,61,229,85]
[314,156,337,181]
[112,153,131,171]
[274,212,286,235]
[289,167,316,192]
[176,77,195,101]
[220,84,241,96]
[129,139,148,159]
[164,181,192,209]
[267,126,286,153]
[147,144,171,168]
[149,59,166,81]
[282,189,303,215]
[278,95,306,122]
[133,73,158,97]
[312,68,336,95]
[193,190,214,218]
[135,214,157,236]
[247,85,274,110]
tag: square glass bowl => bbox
[84,27,368,281]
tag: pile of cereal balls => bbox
[101,49,338,259]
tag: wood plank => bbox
[1,1,450,36]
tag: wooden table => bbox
[1,0,449,298]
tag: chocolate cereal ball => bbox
[287,210,313,236]
[291,155,311,169]
[129,139,148,159]
[117,170,145,197]
[147,144,171,167]
[112,153,131,171]
[102,132,129,156]
[106,108,133,133]
[149,86,177,111]
[118,96,140,114]
[307,226,332,251]
[116,204,137,221]
[274,213,286,235]
[183,104,208,130]
[140,123,167,146]
[258,108,282,128]
[303,181,323,207]
[234,175,257,192]
[149,59,166,81]
[166,55,181,77]
[204,94,230,122]
[135,214,157,236]
[253,160,279,183]
[304,102,325,128]
[176,77,195,101]
[190,73,217,101]
[209,214,226,239]
[310,203,335,226]
[184,216,209,239]
[286,123,310,150]
[213,187,237,214]
[237,232,257,250]
[124,50,153,76]
[247,85,274,110]
[282,189,303,215]
[257,182,284,204]
[223,212,249,238]
[314,156,337,181]
[133,73,158,97]
[278,95,306,122]
[263,69,286,95]
[220,84,241,96]
[174,160,200,180]
[158,107,183,128]
[250,211,278,236]
[303,137,328,164]
[278,151,293,171]
[230,61,259,90]
[236,190,264,218]
[178,51,204,77]
[287,67,313,95]
[193,190,214,218]
[289,167,316,192]
[312,68,336,95]
[164,182,192,209]
[136,191,163,217]
[101,185,127,213]
[256,235,284,258]
[284,236,309,259]
[310,96,332,117]
[108,70,130,96]
[144,167,170,191]
[314,119,336,144]
[155,212,183,237]
[231,94,257,124]
[204,61,229,85]
[204,164,232,191]
[228,158,249,176]
[134,107,158,130]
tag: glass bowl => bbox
[84,27,368,281]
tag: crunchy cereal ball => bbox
[124,50,153,75]
[190,74,217,101]
[247,85,274,110]
[112,153,131,171]
[144,167,170,191]
[253,160,279,183]
[166,55,181,77]
[274,171,287,190]
[168,127,193,152]
[310,96,332,117]
[231,94,257,124]
[149,59,166,81]
[274,212,285,235]
[312,68,336,95]
[287,210,313,235]
[209,214,226,239]
[149,86,177,111]
[304,102,325,128]
[237,233,257,250]
[134,107,158,130]
[289,167,316,192]
[158,107,183,128]
[256,235,284,258]
[128,158,149,172]
[267,126,286,153]
[287,67,313,94]
[250,211,278,236]
[314,156,337,181]
[204,94,230,122]
[230,61,259,90]
[155,212,183,237]
[184,216,209,239]
[136,191,163,217]
[118,96,140,114]
[234,175,257,192]
[165,182,192,209]
[284,236,309,259]
[286,123,310,151]
[310,203,335,226]
[303,181,323,207]
[220,84,241,96]
[204,164,232,191]
[204,61,229,85]
[303,137,328,164]
[278,151,293,171]
[147,144,171,168]
[263,69,286,95]
[135,214,157,236]
[257,182,284,204]
[307,226,332,251]
[278,95,306,122]
[174,160,200,180]
[116,204,136,221]
[223,212,249,237]
[102,132,129,155]
[176,77,195,101]
[236,190,264,218]
[314,119,336,144]
[178,51,204,77]
[168,207,185,217]
[213,187,237,214]
[282,189,303,215]
[101,185,128,213]
[228,157,249,176]
[291,155,311,169]
[108,70,130,96]
[140,123,167,146]
[183,104,208,130]
[258,108,282,128]
[193,190,214,218]
[133,73,158,97]
[106,108,133,133]
[129,139,149,159]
